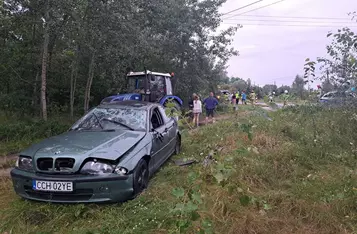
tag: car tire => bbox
[132,159,149,196]
[173,134,181,155]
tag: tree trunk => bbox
[32,71,39,108]
[40,1,50,121]
[84,52,95,113]
[70,56,78,118]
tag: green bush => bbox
[0,116,73,155]
[0,119,71,142]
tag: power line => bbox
[223,14,351,21]
[223,19,355,24]
[223,0,288,20]
[222,22,357,27]
[221,0,263,16]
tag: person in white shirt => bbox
[192,95,202,127]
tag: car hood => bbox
[20,130,146,161]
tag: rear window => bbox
[101,97,114,104]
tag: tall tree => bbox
[0,0,238,116]
[322,78,334,93]
[262,84,277,95]
[291,75,305,99]
[40,0,50,121]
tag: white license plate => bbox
[32,180,73,192]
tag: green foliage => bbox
[240,123,253,141]
[165,100,194,129]
[305,24,357,89]
[262,84,278,96]
[0,115,73,155]
[212,160,236,187]
[3,105,357,233]
[239,195,250,206]
[291,75,307,99]
[170,183,207,233]
[0,0,238,117]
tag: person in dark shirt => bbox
[203,92,219,125]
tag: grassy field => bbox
[1,105,357,234]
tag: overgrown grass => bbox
[1,105,357,233]
[0,114,74,156]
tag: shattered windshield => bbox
[71,107,147,131]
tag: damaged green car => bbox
[11,101,181,203]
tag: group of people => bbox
[230,90,256,106]
[189,90,259,127]
[190,92,218,127]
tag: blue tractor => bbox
[101,70,183,111]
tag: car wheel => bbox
[174,134,181,155]
[133,159,149,196]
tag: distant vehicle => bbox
[319,91,356,105]
[11,101,181,203]
[216,90,231,101]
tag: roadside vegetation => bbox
[0,114,74,156]
[1,104,356,234]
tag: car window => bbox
[151,108,164,129]
[71,107,147,131]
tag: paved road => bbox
[255,102,295,111]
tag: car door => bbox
[150,107,169,169]
[158,106,176,156]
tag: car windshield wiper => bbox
[70,127,115,132]
[92,112,104,129]
[101,118,135,131]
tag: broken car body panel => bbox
[10,101,180,203]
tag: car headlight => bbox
[80,161,114,175]
[114,166,128,176]
[16,156,33,171]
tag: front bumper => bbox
[10,168,134,203]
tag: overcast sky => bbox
[218,0,356,87]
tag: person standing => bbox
[188,93,197,121]
[231,92,237,111]
[192,95,202,127]
[235,91,240,105]
[203,92,219,125]
[241,91,247,105]
[282,90,289,107]
[249,90,256,105]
